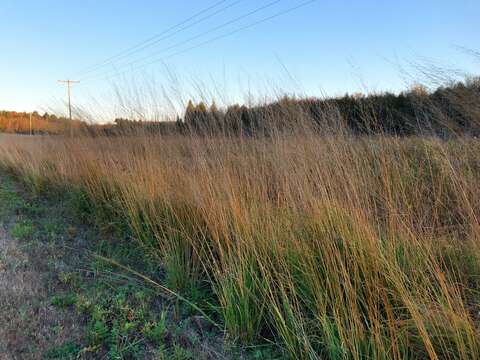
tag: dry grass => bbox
[1,97,480,359]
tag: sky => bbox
[0,0,478,120]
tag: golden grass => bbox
[1,129,479,359]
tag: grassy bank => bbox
[0,169,241,359]
[1,129,480,359]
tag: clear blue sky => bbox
[0,0,478,119]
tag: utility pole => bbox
[58,79,80,136]
[29,112,32,135]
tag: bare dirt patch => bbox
[0,226,83,359]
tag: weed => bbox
[51,293,77,308]
[144,311,167,344]
[10,220,34,240]
[45,341,81,359]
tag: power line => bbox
[81,0,284,82]
[75,0,239,78]
[82,0,317,84]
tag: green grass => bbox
[10,220,35,240]
[45,341,81,359]
[0,175,22,217]
[51,293,77,308]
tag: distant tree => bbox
[197,101,208,113]
[410,83,428,96]
[184,100,196,126]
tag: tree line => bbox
[0,111,85,134]
[2,78,479,136]
[103,78,480,137]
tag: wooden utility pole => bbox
[29,112,32,135]
[58,80,80,136]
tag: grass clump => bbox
[45,341,81,359]
[10,220,35,240]
[51,293,77,308]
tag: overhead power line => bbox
[75,0,238,77]
[82,0,317,84]
[81,0,286,82]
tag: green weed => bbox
[10,220,35,240]
[45,341,81,359]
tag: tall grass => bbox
[1,89,480,359]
